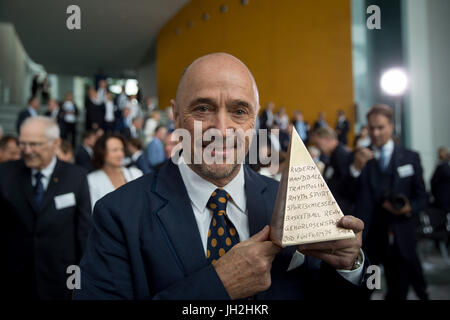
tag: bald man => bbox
[76,53,370,300]
[0,117,92,299]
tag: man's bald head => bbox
[175,53,259,109]
[171,53,261,186]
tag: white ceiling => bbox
[0,0,190,76]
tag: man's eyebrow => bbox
[229,99,252,109]
[188,98,217,108]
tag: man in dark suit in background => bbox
[0,117,92,299]
[45,98,66,138]
[351,104,428,300]
[312,127,354,215]
[126,138,151,175]
[76,53,369,300]
[259,101,275,130]
[75,129,97,173]
[16,96,40,133]
[85,86,105,131]
[431,146,450,212]
[335,109,350,145]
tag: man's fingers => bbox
[301,250,356,270]
[297,238,356,251]
[338,216,364,234]
[259,241,282,257]
[246,225,270,243]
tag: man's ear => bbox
[53,138,62,149]
[171,99,180,129]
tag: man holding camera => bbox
[351,104,428,300]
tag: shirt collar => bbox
[374,139,394,153]
[32,156,57,179]
[177,156,246,214]
[131,150,143,162]
[83,144,93,156]
[28,106,37,116]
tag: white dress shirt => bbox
[62,101,76,123]
[27,106,38,117]
[177,156,364,285]
[31,156,57,191]
[104,101,115,122]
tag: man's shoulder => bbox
[98,172,154,207]
[244,165,279,191]
[58,160,89,178]
[0,159,22,174]
[396,146,420,161]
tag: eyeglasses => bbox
[18,141,50,149]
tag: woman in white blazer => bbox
[88,133,142,211]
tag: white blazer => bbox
[87,167,143,212]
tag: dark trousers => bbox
[103,121,116,134]
[64,122,76,147]
[384,244,429,300]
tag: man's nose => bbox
[213,108,234,136]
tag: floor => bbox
[371,239,450,300]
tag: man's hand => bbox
[213,225,281,300]
[382,199,412,216]
[353,148,374,171]
[297,216,364,270]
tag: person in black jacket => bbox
[352,104,429,300]
[431,146,450,212]
[335,109,350,145]
[45,98,66,138]
[0,116,91,299]
[312,127,354,215]
[61,92,79,147]
[75,129,97,173]
[85,86,105,131]
[16,96,40,133]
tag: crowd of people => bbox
[0,62,449,300]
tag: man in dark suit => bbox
[335,109,350,145]
[431,146,450,212]
[16,96,40,133]
[75,130,97,173]
[259,102,275,130]
[75,53,369,300]
[122,116,144,140]
[45,98,66,138]
[85,86,105,131]
[312,127,354,215]
[352,104,428,300]
[126,138,151,175]
[0,116,92,299]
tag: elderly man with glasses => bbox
[0,116,92,300]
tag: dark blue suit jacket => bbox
[354,145,427,263]
[16,109,32,133]
[75,160,369,300]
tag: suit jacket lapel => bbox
[391,145,402,191]
[244,166,269,236]
[39,160,62,214]
[19,161,38,214]
[151,161,207,276]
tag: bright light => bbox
[125,79,139,96]
[109,84,123,95]
[380,68,408,96]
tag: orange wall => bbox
[157,0,354,142]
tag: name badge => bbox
[54,192,76,210]
[397,164,414,178]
